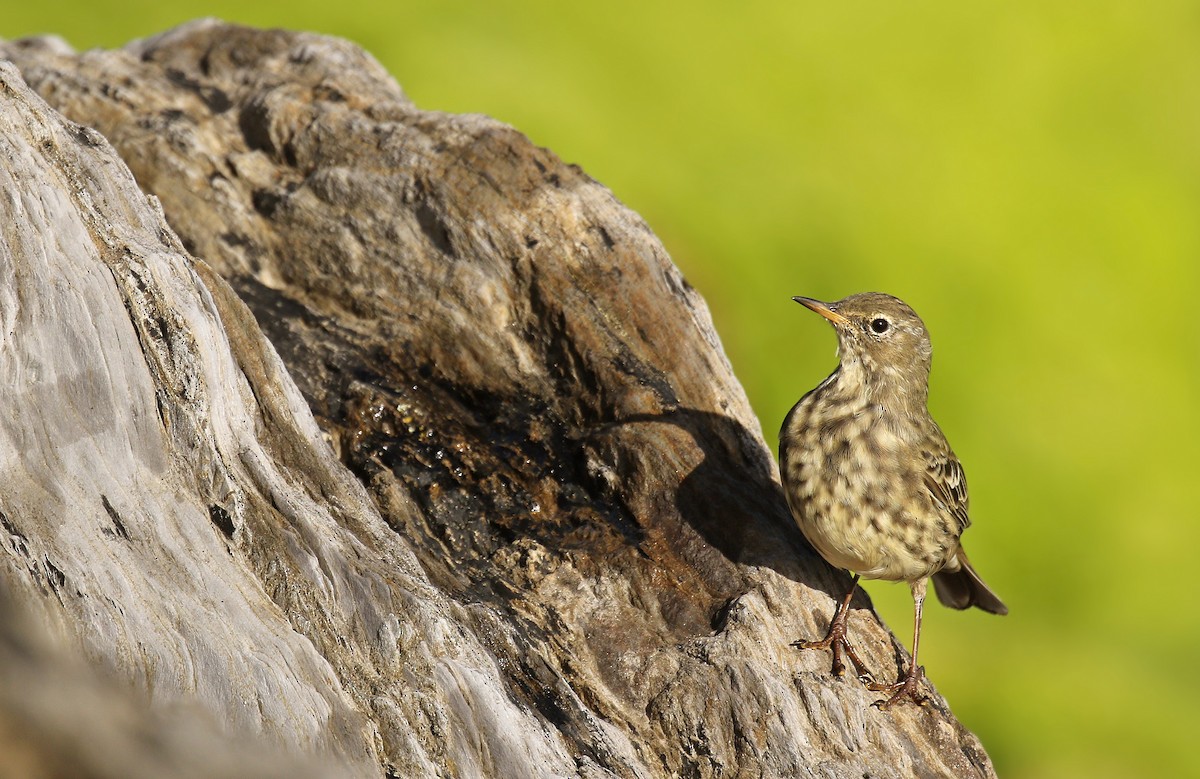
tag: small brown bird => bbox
[779,292,1006,709]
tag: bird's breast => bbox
[780,389,958,581]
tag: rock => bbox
[0,589,350,779]
[0,22,996,778]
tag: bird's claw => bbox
[868,664,928,710]
[792,621,873,683]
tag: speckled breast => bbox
[780,389,958,582]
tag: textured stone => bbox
[0,22,996,778]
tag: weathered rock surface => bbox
[0,22,996,778]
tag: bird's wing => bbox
[923,451,971,532]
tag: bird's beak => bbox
[793,296,849,326]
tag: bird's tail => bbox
[932,545,1008,615]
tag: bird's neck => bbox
[830,355,930,421]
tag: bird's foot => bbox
[868,664,928,710]
[791,610,873,683]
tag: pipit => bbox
[779,292,1007,709]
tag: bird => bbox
[778,292,1007,709]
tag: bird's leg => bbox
[870,577,929,709]
[792,573,873,682]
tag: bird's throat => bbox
[830,357,930,422]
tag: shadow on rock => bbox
[609,408,857,607]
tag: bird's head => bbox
[793,292,934,397]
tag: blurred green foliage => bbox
[8,3,1200,776]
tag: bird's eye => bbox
[869,318,890,334]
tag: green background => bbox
[8,3,1199,776]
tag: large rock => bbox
[0,22,996,778]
